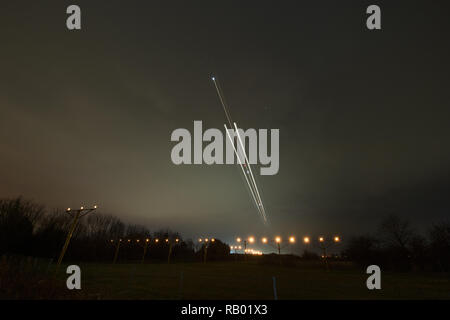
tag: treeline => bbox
[0,197,229,263]
[344,214,450,272]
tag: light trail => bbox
[234,122,268,224]
[212,76,269,225]
[212,77,233,127]
[224,124,263,217]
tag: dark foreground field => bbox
[67,261,450,300]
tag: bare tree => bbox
[378,214,414,250]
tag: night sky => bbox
[1,1,449,250]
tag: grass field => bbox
[66,261,450,300]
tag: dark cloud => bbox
[1,1,449,247]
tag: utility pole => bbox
[55,205,97,273]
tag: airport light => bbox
[110,238,123,264]
[198,237,216,263]
[259,235,296,255]
[166,236,182,264]
[234,237,250,257]
[303,235,342,271]
[136,237,152,264]
[56,204,98,272]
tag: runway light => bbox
[319,237,324,242]
[236,237,241,243]
[303,236,310,244]
[289,236,296,243]
[275,236,281,243]
[334,236,340,242]
[262,237,268,244]
[248,236,255,243]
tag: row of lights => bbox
[198,238,215,243]
[244,249,263,255]
[304,236,341,243]
[110,238,179,243]
[67,205,98,211]
[237,236,296,244]
[236,236,340,244]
